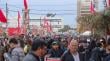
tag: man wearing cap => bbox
[48,41,64,58]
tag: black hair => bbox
[31,39,47,51]
[4,37,8,40]
[47,38,54,49]
[18,39,25,48]
[9,38,18,44]
[96,42,102,47]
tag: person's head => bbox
[51,41,60,50]
[61,39,68,47]
[99,38,106,48]
[4,37,8,41]
[68,39,79,54]
[31,39,47,57]
[9,38,18,49]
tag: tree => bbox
[77,9,110,37]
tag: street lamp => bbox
[46,13,56,17]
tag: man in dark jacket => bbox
[23,39,47,61]
[89,38,107,61]
[61,39,85,61]
[48,41,64,58]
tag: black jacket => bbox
[48,48,64,58]
[104,54,110,61]
[89,47,106,61]
[61,50,85,61]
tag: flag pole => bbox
[5,2,8,37]
[18,11,20,34]
[6,2,8,25]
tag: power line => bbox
[7,6,76,11]
[7,4,76,11]
[8,10,18,12]
[8,8,76,12]
[29,13,76,15]
[8,4,22,9]
[0,4,76,11]
[1,4,76,13]
[30,9,76,11]
[1,3,77,6]
[8,10,76,15]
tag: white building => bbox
[77,0,99,16]
[29,17,64,32]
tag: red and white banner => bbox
[43,17,52,32]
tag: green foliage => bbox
[77,8,110,37]
[3,32,7,37]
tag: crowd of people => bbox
[0,34,110,61]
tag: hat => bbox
[52,41,59,45]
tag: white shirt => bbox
[72,52,80,61]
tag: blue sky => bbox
[0,0,77,27]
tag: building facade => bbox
[77,0,99,33]
[77,0,99,16]
[29,17,64,32]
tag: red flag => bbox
[90,1,95,14]
[43,17,49,28]
[106,0,110,7]
[108,0,110,7]
[18,11,20,32]
[0,9,7,23]
[24,0,28,10]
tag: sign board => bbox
[45,58,61,61]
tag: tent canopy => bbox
[80,31,91,36]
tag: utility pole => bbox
[23,9,30,35]
[27,9,30,34]
[6,3,8,20]
[4,2,8,37]
[40,17,42,27]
